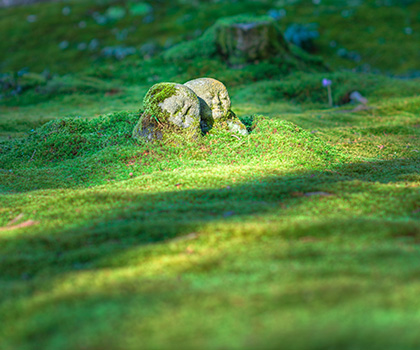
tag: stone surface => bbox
[184,77,230,127]
[184,77,248,135]
[132,82,201,142]
[227,119,248,136]
[349,91,368,105]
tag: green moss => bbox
[165,14,287,63]
[132,83,177,141]
[142,82,177,123]
[0,111,137,165]
[2,75,119,107]
[2,2,420,349]
[0,114,345,192]
[163,25,218,61]
[2,69,420,350]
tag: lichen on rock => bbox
[184,77,248,136]
[132,82,201,142]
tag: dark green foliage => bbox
[0,71,47,99]
[238,114,256,133]
[1,0,420,75]
[1,75,119,106]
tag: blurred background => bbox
[1,0,419,139]
[1,0,419,75]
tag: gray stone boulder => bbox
[184,77,248,136]
[132,82,201,142]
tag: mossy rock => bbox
[224,109,248,136]
[132,82,201,143]
[184,77,247,136]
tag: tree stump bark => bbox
[215,16,289,64]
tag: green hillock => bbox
[0,112,346,193]
[164,14,325,71]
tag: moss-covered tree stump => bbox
[184,78,247,136]
[132,83,201,143]
[215,15,290,64]
[164,15,325,72]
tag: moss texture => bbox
[133,83,175,142]
[163,25,218,62]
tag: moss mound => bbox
[0,112,138,165]
[164,14,326,71]
[0,112,345,192]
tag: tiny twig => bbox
[29,149,36,161]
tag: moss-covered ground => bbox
[1,0,420,349]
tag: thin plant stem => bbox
[327,85,333,107]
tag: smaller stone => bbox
[227,119,248,136]
[349,91,368,105]
[77,42,87,51]
[58,41,69,50]
[26,15,37,23]
[185,78,230,120]
[62,6,71,16]
[184,77,248,135]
